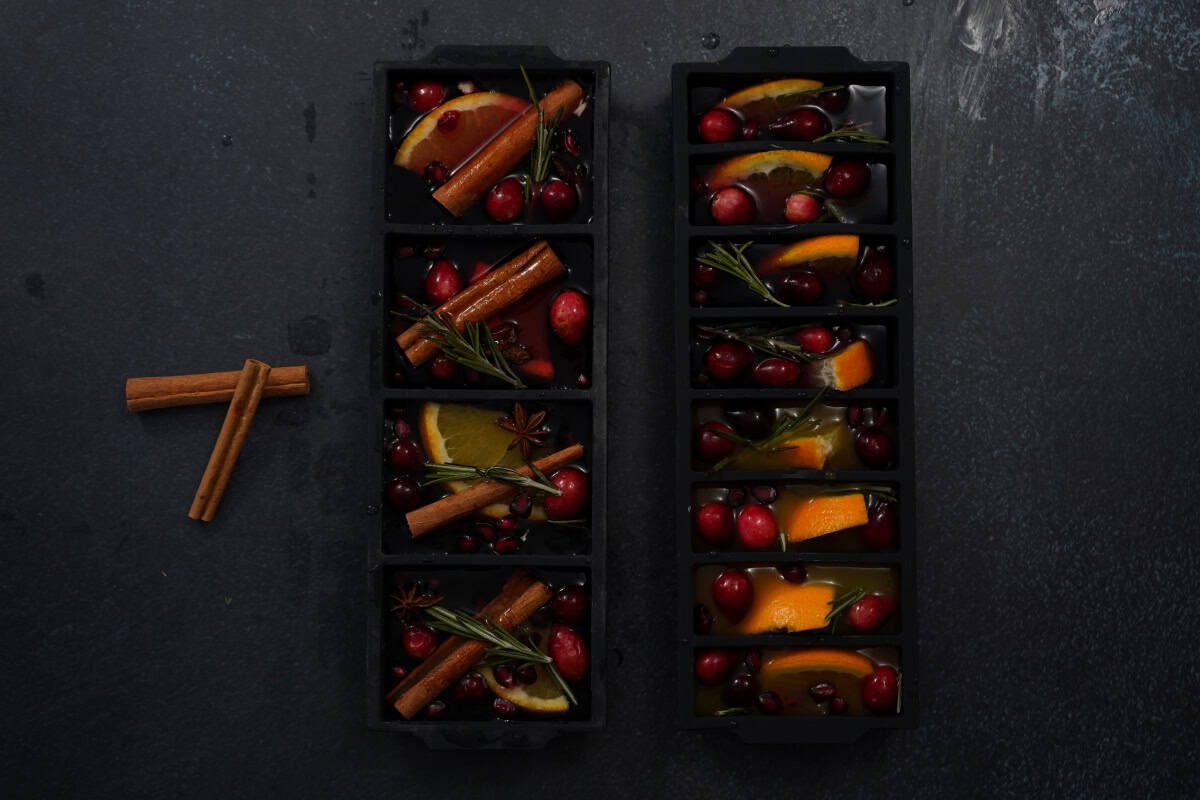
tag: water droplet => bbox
[221,134,233,146]
[901,238,912,249]
[366,504,380,516]
[767,48,779,57]
[700,32,720,50]
[903,0,914,5]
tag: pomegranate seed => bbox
[691,289,708,306]
[809,682,837,701]
[727,487,746,508]
[389,663,408,680]
[493,697,519,718]
[493,664,517,689]
[829,696,849,714]
[423,161,450,185]
[436,109,459,132]
[496,516,519,534]
[474,523,497,543]
[756,690,783,714]
[740,120,759,140]
[509,494,533,518]
[422,700,447,720]
[724,673,760,705]
[751,485,777,504]
[778,564,808,583]
[450,671,487,703]
[392,419,413,438]
[493,536,521,554]
[454,533,479,554]
[516,665,537,685]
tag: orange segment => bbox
[774,432,835,469]
[736,581,835,633]
[785,493,868,543]
[756,235,860,276]
[819,340,874,391]
[718,78,825,125]
[760,648,876,682]
[394,92,530,172]
[705,150,833,194]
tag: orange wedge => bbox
[785,493,868,543]
[705,150,833,194]
[756,235,860,276]
[775,431,835,469]
[394,92,530,173]
[760,649,876,683]
[717,78,825,125]
[818,340,874,391]
[481,664,569,715]
[736,581,835,633]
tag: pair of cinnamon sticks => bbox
[126,361,311,521]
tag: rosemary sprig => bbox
[393,296,525,388]
[813,121,888,145]
[837,298,899,308]
[697,323,819,364]
[422,461,562,496]
[520,65,562,185]
[715,707,750,716]
[696,241,788,307]
[424,605,578,705]
[710,387,827,472]
[824,587,867,627]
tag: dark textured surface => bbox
[2,0,1199,797]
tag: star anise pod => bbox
[496,402,550,461]
[389,583,443,621]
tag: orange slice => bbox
[776,431,835,469]
[481,664,569,715]
[736,581,835,633]
[756,235,860,276]
[705,150,833,194]
[760,649,876,684]
[785,493,868,543]
[818,340,874,391]
[394,92,530,173]
[717,78,825,125]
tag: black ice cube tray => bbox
[368,46,608,749]
[672,47,917,742]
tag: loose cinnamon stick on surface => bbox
[125,366,309,411]
[394,241,547,352]
[433,79,585,217]
[403,244,566,367]
[387,571,552,718]
[406,443,584,537]
[187,359,271,522]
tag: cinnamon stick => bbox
[403,244,566,367]
[433,79,585,217]
[125,366,309,411]
[406,443,584,537]
[394,241,547,352]
[187,359,271,522]
[387,571,552,718]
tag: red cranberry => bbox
[860,500,898,549]
[493,664,517,689]
[705,341,754,382]
[744,648,762,674]
[450,671,487,703]
[724,673,760,705]
[756,690,783,714]
[769,108,830,141]
[846,593,896,633]
[796,326,834,354]
[809,682,837,701]
[549,289,590,346]
[549,624,588,681]
[408,80,446,113]
[422,700,447,720]
[543,467,589,519]
[740,120,759,140]
[493,536,521,554]
[423,160,450,185]
[736,504,778,550]
[402,623,438,661]
[825,161,871,198]
[751,485,777,504]
[710,186,756,225]
[778,271,822,304]
[855,427,894,468]
[392,418,413,438]
[691,261,720,289]
[829,696,849,714]
[485,176,525,222]
[539,179,578,222]
[576,373,590,389]
[862,666,899,713]
[694,603,713,634]
[552,584,589,626]
[429,353,457,382]
[695,422,736,463]
[818,88,850,113]
[385,476,422,511]
[387,438,425,471]
[751,358,801,388]
[711,569,754,622]
[694,501,735,547]
[778,564,807,583]
[691,289,708,306]
[516,665,538,685]
[474,522,497,543]
[784,191,823,223]
[424,259,462,305]
[508,494,533,519]
[694,649,734,685]
[390,663,408,680]
[454,533,479,553]
[854,250,894,300]
[697,108,739,143]
[493,697,519,718]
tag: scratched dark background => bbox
[2,0,1199,797]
